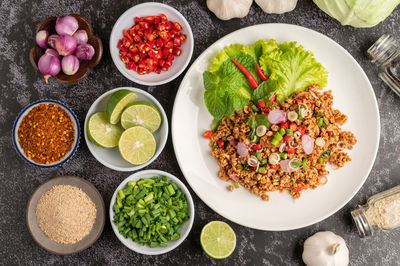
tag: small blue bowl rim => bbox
[12,99,81,169]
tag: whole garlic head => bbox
[302,231,349,266]
[207,0,253,20]
[255,0,298,14]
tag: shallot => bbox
[55,15,79,36]
[35,30,49,49]
[75,43,94,60]
[236,142,248,157]
[61,55,79,75]
[73,30,88,45]
[268,110,287,125]
[302,134,314,155]
[55,35,77,56]
[47,34,59,48]
[45,48,59,58]
[38,52,61,83]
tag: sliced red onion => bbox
[38,53,61,83]
[61,55,79,75]
[301,134,314,155]
[229,139,238,147]
[280,159,297,173]
[73,30,88,45]
[47,34,59,48]
[229,174,240,183]
[45,48,59,58]
[236,142,248,157]
[75,44,95,60]
[55,15,79,36]
[35,30,49,49]
[55,34,77,56]
[268,110,287,125]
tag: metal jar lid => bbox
[351,207,373,238]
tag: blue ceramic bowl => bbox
[12,99,80,168]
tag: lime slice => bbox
[106,90,137,124]
[118,126,156,165]
[120,102,161,132]
[200,221,236,259]
[87,112,124,148]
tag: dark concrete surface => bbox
[1,0,399,265]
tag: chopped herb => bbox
[251,104,259,112]
[273,181,280,185]
[233,181,239,189]
[260,159,268,164]
[258,167,266,173]
[317,157,324,164]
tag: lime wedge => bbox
[200,221,236,259]
[118,126,156,165]
[106,90,137,124]
[87,112,124,148]
[120,102,161,132]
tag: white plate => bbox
[109,170,195,255]
[171,24,380,231]
[109,2,194,86]
[84,87,168,172]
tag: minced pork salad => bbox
[202,39,357,200]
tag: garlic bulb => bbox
[255,0,298,14]
[207,0,253,20]
[302,231,349,266]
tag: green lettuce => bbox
[259,42,328,101]
[203,39,328,122]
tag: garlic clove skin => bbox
[255,0,298,14]
[207,0,253,20]
[302,231,349,266]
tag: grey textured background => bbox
[1,0,399,265]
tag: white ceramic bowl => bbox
[84,87,168,172]
[109,170,195,255]
[109,2,194,86]
[12,99,80,168]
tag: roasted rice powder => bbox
[17,104,75,164]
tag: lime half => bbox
[121,102,161,132]
[88,112,124,148]
[106,90,137,124]
[118,126,156,165]
[200,221,236,259]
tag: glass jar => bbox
[351,185,400,237]
[367,34,400,96]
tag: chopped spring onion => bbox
[317,157,324,164]
[113,176,189,247]
[273,181,280,185]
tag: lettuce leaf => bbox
[209,44,244,73]
[259,42,328,101]
[242,39,279,62]
[204,39,328,123]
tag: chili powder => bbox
[17,104,75,164]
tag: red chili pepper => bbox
[269,93,276,103]
[232,59,259,89]
[278,101,283,108]
[256,64,268,81]
[294,183,304,192]
[327,131,333,136]
[203,130,213,139]
[296,99,302,104]
[289,122,297,131]
[263,107,270,114]
[270,164,278,170]
[298,127,306,136]
[287,148,295,154]
[280,122,289,129]
[283,136,292,143]
[256,101,266,108]
[251,144,262,150]
[217,139,224,148]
